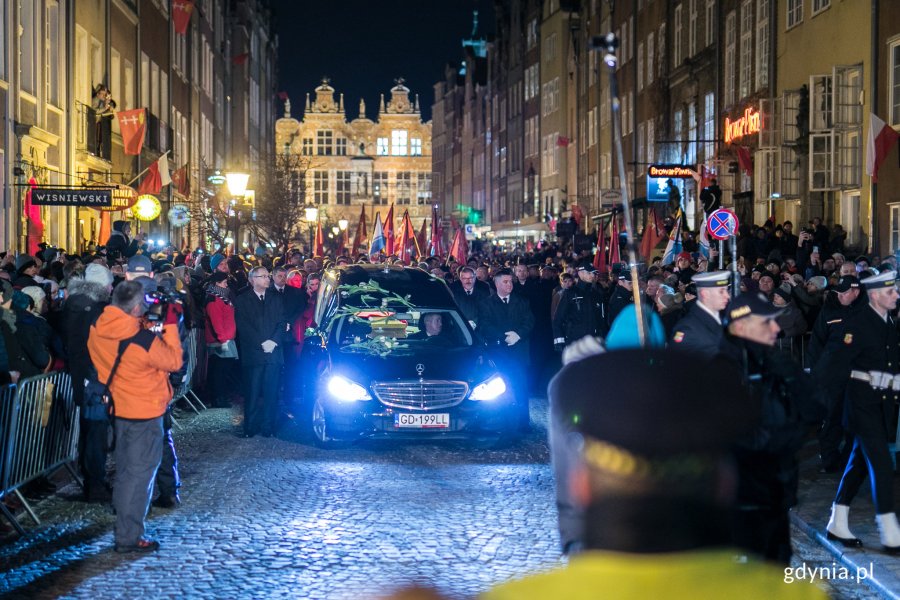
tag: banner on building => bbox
[31,188,112,207]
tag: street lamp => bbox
[225,172,249,251]
[338,218,349,231]
[305,204,319,255]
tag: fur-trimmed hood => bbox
[66,278,111,303]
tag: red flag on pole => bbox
[172,0,194,35]
[116,108,146,155]
[609,215,621,266]
[383,204,395,255]
[447,228,467,265]
[171,163,191,197]
[314,221,324,257]
[430,205,443,257]
[23,177,43,256]
[397,210,419,264]
[351,205,367,255]
[866,112,900,183]
[136,154,171,195]
[736,146,754,176]
[640,208,666,261]
[593,219,607,273]
[416,218,428,257]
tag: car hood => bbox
[329,346,495,386]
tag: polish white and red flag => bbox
[866,113,900,183]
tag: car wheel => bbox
[311,397,351,449]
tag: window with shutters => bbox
[755,149,779,200]
[756,0,770,90]
[781,147,801,197]
[834,65,863,127]
[809,133,833,191]
[782,89,801,145]
[724,12,736,106]
[758,97,780,148]
[809,74,833,131]
[834,129,861,188]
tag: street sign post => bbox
[706,208,739,271]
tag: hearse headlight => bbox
[326,375,372,401]
[469,375,507,401]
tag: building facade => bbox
[0,0,277,254]
[274,80,433,242]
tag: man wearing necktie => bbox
[451,266,489,325]
[234,266,288,438]
[475,268,535,432]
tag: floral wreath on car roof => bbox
[314,279,420,358]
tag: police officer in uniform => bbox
[821,270,900,552]
[605,267,634,327]
[808,275,861,473]
[718,293,826,565]
[552,263,605,350]
[670,271,731,358]
[488,348,826,599]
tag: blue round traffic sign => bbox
[707,209,739,241]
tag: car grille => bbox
[372,380,469,410]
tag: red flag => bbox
[447,228,467,265]
[430,205,443,257]
[232,52,249,65]
[416,218,428,257]
[556,136,570,147]
[866,112,900,183]
[314,221,324,257]
[351,205,367,255]
[23,178,43,256]
[592,219,607,273]
[397,211,419,264]
[137,161,162,194]
[117,108,146,155]
[171,163,191,197]
[639,208,665,261]
[172,0,194,35]
[383,204,395,255]
[736,146,753,176]
[609,215,621,266]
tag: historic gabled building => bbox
[275,79,433,243]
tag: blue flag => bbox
[369,212,385,256]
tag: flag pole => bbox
[595,33,646,347]
[126,150,171,187]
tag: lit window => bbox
[396,172,411,204]
[314,171,329,204]
[373,172,388,204]
[391,130,408,156]
[377,137,389,156]
[411,138,422,156]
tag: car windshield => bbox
[333,309,472,356]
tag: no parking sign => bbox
[706,209,739,240]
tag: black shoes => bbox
[826,531,863,548]
[115,538,160,553]
[152,494,180,509]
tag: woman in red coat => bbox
[204,272,238,407]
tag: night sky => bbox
[269,0,496,123]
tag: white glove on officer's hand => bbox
[504,331,521,346]
[261,340,278,353]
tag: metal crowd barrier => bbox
[0,372,81,535]
[171,329,207,423]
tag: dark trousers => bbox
[208,354,239,407]
[732,507,792,566]
[492,351,530,429]
[155,408,179,497]
[113,417,163,546]
[818,389,852,467]
[834,433,895,514]
[78,417,109,497]
[242,363,281,435]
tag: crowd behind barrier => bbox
[0,329,205,535]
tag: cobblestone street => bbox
[0,398,885,599]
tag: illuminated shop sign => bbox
[724,107,760,144]
[647,164,696,179]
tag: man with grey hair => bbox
[235,265,288,438]
[64,263,115,502]
[88,280,183,552]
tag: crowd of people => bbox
[0,213,895,596]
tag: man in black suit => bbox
[476,268,535,431]
[450,266,489,324]
[270,266,308,403]
[235,265,288,438]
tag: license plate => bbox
[394,413,450,429]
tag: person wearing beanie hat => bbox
[209,253,227,273]
[807,274,861,476]
[13,255,40,289]
[718,293,825,564]
[11,288,53,373]
[772,285,808,338]
[105,220,144,259]
[20,286,47,315]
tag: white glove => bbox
[504,331,521,346]
[261,340,278,353]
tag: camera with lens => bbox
[143,287,182,322]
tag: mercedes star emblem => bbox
[416,363,425,376]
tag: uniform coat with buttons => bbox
[553,280,605,344]
[670,303,724,359]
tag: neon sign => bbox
[647,165,695,179]
[724,107,760,144]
